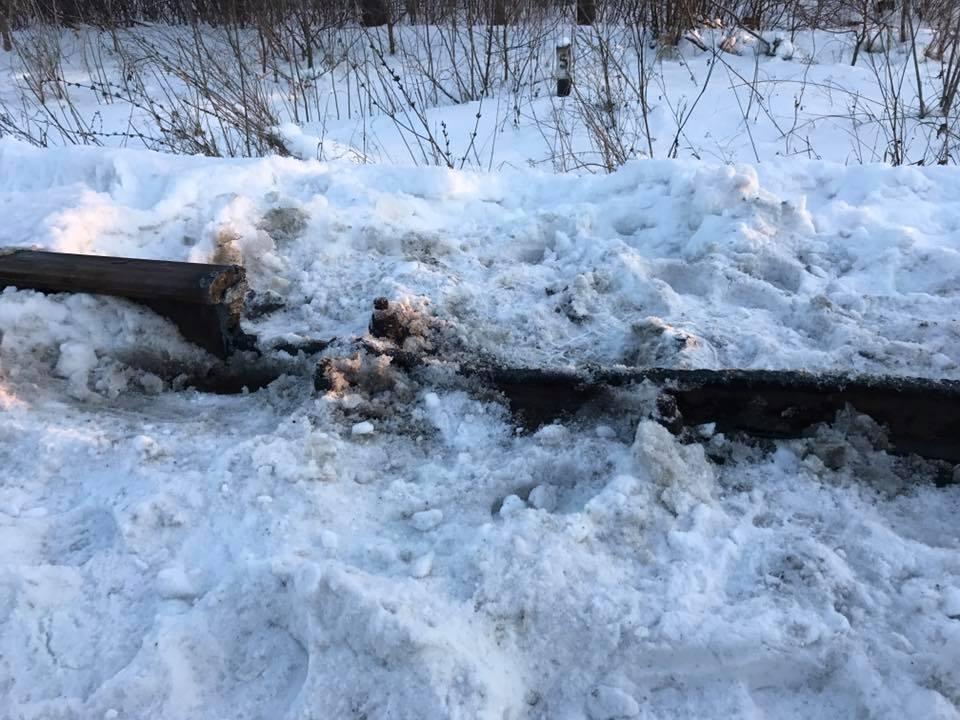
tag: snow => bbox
[945,587,960,619]
[586,685,640,719]
[2,25,953,168]
[1,24,960,720]
[411,508,444,531]
[2,139,959,379]
[351,420,376,436]
[2,140,958,718]
[528,484,558,512]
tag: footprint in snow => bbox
[43,506,119,566]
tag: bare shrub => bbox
[1,0,959,169]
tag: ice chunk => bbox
[351,421,375,436]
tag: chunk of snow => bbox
[594,425,616,439]
[943,586,960,618]
[633,420,715,515]
[134,434,162,459]
[156,566,200,600]
[410,552,434,578]
[351,421,375,436]
[587,685,640,719]
[499,494,527,517]
[341,393,364,409]
[320,530,339,550]
[528,484,558,512]
[411,509,443,531]
[534,424,569,447]
[777,38,795,59]
[55,341,97,380]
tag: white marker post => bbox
[556,41,572,97]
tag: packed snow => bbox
[2,139,959,379]
[1,22,960,720]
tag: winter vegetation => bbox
[1,1,960,167]
[2,3,960,720]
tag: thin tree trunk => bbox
[577,0,596,25]
[0,0,13,53]
[492,0,507,25]
[360,0,389,27]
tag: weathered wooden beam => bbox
[0,250,243,304]
[313,330,959,463]
[355,299,960,462]
[479,366,960,463]
[0,249,249,358]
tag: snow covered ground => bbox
[2,138,960,720]
[1,23,960,720]
[1,23,955,168]
[3,140,959,378]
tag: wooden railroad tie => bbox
[0,249,250,359]
[353,300,960,464]
[0,254,956,467]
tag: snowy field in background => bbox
[1,24,960,720]
[0,23,954,168]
